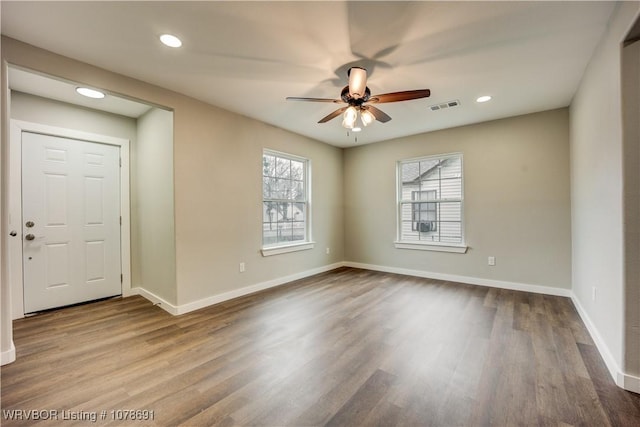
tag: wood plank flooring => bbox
[2,267,639,426]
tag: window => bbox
[262,150,312,255]
[396,153,467,253]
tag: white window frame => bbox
[395,152,468,253]
[261,149,314,256]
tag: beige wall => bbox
[344,108,572,289]
[570,1,640,384]
[135,108,176,303]
[172,108,344,305]
[1,37,345,314]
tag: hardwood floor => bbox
[2,267,639,426]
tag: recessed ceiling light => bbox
[76,87,105,99]
[160,34,182,48]
[352,127,362,132]
[476,95,492,103]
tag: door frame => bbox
[9,120,131,319]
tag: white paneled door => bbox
[22,132,121,313]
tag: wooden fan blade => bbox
[318,106,348,123]
[286,97,343,103]
[365,105,392,123]
[368,89,431,103]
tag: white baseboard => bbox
[571,293,640,393]
[133,262,346,316]
[343,261,572,297]
[174,262,346,315]
[135,261,571,315]
[1,342,16,366]
[130,287,180,316]
[619,372,640,394]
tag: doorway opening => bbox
[6,66,176,319]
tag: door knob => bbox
[25,234,35,241]
[9,231,17,237]
[25,221,35,228]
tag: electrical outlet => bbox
[239,262,245,273]
[592,286,597,301]
[488,256,496,266]
[326,247,331,255]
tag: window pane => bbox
[274,178,289,199]
[439,201,461,221]
[263,177,275,198]
[293,180,305,200]
[263,202,276,223]
[419,180,439,196]
[292,202,305,222]
[439,222,462,242]
[276,157,291,179]
[278,202,291,221]
[292,221,305,241]
[291,160,304,180]
[402,162,420,183]
[263,223,278,246]
[263,155,275,177]
[263,201,279,246]
[439,157,462,178]
[419,159,439,177]
[440,178,462,199]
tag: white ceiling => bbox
[1,1,616,147]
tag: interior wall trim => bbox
[343,261,572,297]
[571,293,640,393]
[134,260,572,315]
[130,287,179,316]
[132,261,347,316]
[0,342,16,366]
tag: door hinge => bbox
[119,157,122,167]
[120,216,122,225]
[121,274,123,283]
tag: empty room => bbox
[1,1,640,426]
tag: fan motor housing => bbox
[341,86,371,105]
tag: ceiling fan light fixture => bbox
[348,67,367,99]
[342,106,358,129]
[361,109,375,126]
[160,34,182,48]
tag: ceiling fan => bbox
[286,67,430,129]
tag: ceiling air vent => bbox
[429,100,461,111]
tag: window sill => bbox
[261,241,315,257]
[394,241,468,254]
